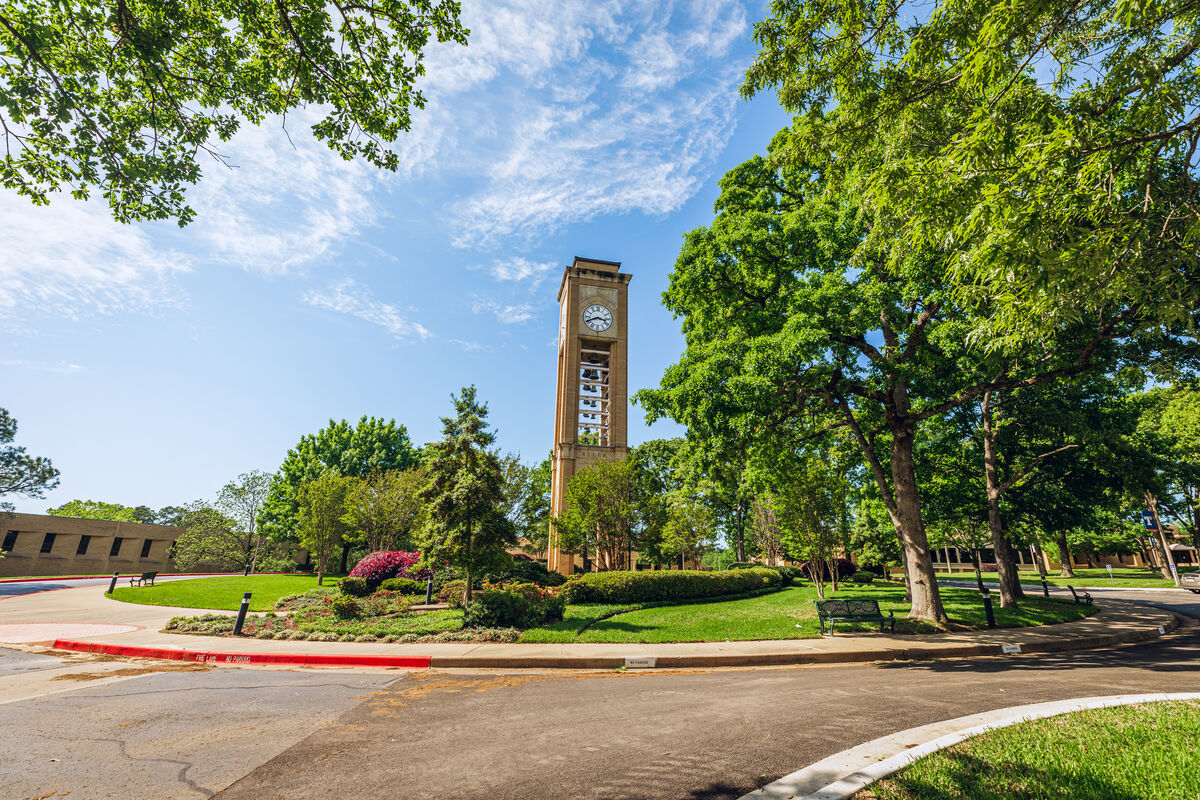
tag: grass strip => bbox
[858,700,1200,800]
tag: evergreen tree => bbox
[419,387,515,604]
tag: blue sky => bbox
[1,0,788,513]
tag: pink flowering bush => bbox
[349,551,421,590]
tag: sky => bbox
[1,0,789,514]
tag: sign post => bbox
[1106,564,1114,584]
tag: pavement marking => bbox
[740,692,1200,800]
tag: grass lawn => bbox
[937,566,1197,588]
[110,575,340,611]
[520,583,1094,643]
[857,700,1200,800]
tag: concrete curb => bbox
[53,639,431,669]
[742,692,1200,800]
[49,610,1181,671]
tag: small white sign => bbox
[624,656,656,669]
[1106,565,1113,573]
[1158,626,1166,635]
[1001,643,1022,655]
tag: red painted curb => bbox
[51,639,431,670]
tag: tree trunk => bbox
[735,499,746,562]
[981,392,1020,609]
[890,425,947,622]
[1057,533,1075,577]
[339,542,350,575]
[1145,493,1176,584]
[972,549,985,592]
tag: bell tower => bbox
[547,257,632,575]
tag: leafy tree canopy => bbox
[259,415,419,541]
[0,0,468,224]
[744,0,1200,343]
[47,498,138,522]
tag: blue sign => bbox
[1143,511,1158,531]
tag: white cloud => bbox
[304,279,431,340]
[472,299,536,324]
[184,111,380,273]
[399,0,751,246]
[0,192,189,319]
[0,359,84,373]
[480,256,559,287]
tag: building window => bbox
[2,531,17,552]
[139,539,153,559]
[40,533,57,554]
[77,535,91,556]
[110,537,123,557]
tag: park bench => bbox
[1068,586,1093,606]
[130,571,157,587]
[813,597,896,636]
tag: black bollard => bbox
[1040,577,1050,598]
[107,572,119,594]
[233,592,252,636]
[424,576,433,605]
[244,564,251,576]
[981,588,997,629]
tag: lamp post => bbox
[980,587,997,629]
[233,592,252,636]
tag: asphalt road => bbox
[2,586,1197,800]
[0,574,219,599]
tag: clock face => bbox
[582,304,613,332]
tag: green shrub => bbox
[380,577,426,594]
[560,567,781,604]
[463,582,565,628]
[850,571,875,584]
[338,576,371,597]
[464,591,541,628]
[725,562,758,570]
[482,558,568,587]
[329,595,362,619]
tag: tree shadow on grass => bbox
[871,750,1146,800]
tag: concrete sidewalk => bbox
[0,583,1180,670]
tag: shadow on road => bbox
[878,629,1200,675]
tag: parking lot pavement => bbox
[0,646,400,799]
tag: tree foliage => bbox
[342,467,425,552]
[554,459,639,572]
[47,498,138,522]
[744,0,1200,341]
[418,386,515,603]
[0,408,58,512]
[0,0,468,223]
[259,415,419,541]
[296,470,352,585]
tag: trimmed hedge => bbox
[560,567,781,604]
[463,583,566,629]
[338,576,371,597]
[380,577,425,594]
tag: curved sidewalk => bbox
[0,583,1180,670]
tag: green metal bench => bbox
[814,597,895,636]
[1068,585,1093,606]
[130,571,157,587]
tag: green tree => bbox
[216,470,274,572]
[1149,386,1200,555]
[629,438,685,567]
[849,497,902,576]
[0,0,468,224]
[501,453,551,556]
[638,135,1164,622]
[169,502,251,571]
[0,408,59,512]
[554,459,639,572]
[47,499,138,522]
[775,453,851,599]
[342,467,425,552]
[661,492,717,568]
[419,386,515,603]
[744,0,1200,341]
[296,471,352,585]
[259,416,419,561]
